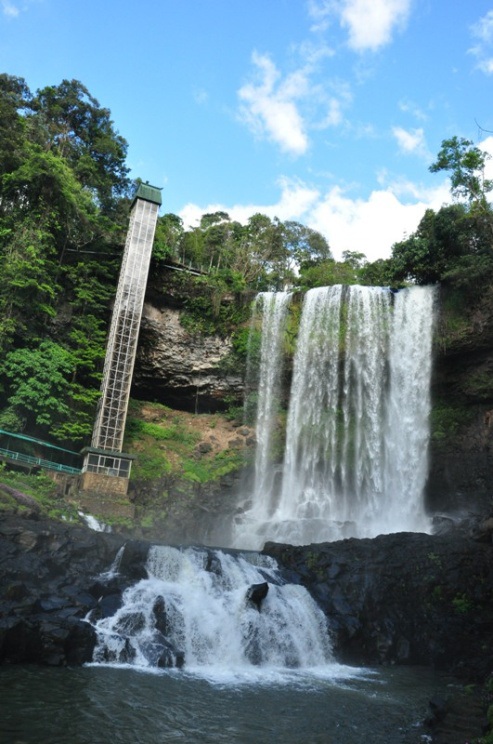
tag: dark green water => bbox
[0,664,453,743]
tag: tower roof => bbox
[132,181,162,207]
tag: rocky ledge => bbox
[0,514,147,666]
[264,523,493,681]
[1,510,492,681]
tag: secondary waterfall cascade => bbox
[245,291,292,505]
[90,545,334,674]
[234,284,436,549]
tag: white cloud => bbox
[237,49,351,155]
[179,176,450,264]
[179,178,320,229]
[307,0,333,33]
[392,126,430,159]
[398,98,428,121]
[335,0,412,52]
[238,52,309,156]
[193,88,208,105]
[1,0,20,17]
[469,10,493,74]
[480,135,493,179]
[308,181,448,261]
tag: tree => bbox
[341,250,366,269]
[0,74,32,175]
[153,213,184,263]
[430,136,493,208]
[31,79,130,211]
[1,341,74,431]
[281,221,332,270]
[390,204,493,287]
[359,258,394,287]
[0,76,130,444]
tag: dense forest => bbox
[1,73,493,449]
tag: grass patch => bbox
[124,399,248,485]
[0,466,79,521]
[182,450,243,484]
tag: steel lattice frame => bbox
[91,196,159,453]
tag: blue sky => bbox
[2,0,493,260]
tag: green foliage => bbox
[127,417,197,445]
[451,593,473,614]
[152,213,183,263]
[167,210,332,291]
[131,450,172,481]
[31,78,130,211]
[297,259,359,289]
[0,75,130,445]
[358,258,395,287]
[429,402,473,446]
[0,468,79,521]
[1,341,74,428]
[182,450,243,484]
[430,136,493,207]
[389,203,493,287]
[389,137,493,292]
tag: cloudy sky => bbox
[2,0,493,260]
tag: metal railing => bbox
[0,447,81,475]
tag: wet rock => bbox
[118,540,149,580]
[264,530,493,677]
[0,514,131,666]
[205,551,223,576]
[153,596,167,635]
[246,582,269,611]
[96,593,123,619]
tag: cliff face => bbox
[132,302,244,413]
[426,287,493,515]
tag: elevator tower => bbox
[81,182,161,495]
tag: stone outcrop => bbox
[0,514,146,666]
[133,302,243,412]
[264,525,493,680]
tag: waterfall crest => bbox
[234,284,436,548]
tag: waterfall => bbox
[242,292,292,522]
[234,284,436,548]
[90,545,333,675]
[382,285,435,533]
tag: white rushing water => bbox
[91,545,340,680]
[245,291,292,518]
[234,284,436,548]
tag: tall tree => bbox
[31,79,130,211]
[429,136,493,208]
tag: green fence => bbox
[0,447,81,475]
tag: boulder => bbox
[246,582,269,611]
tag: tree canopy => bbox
[389,137,493,289]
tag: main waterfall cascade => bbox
[233,284,436,549]
[90,545,335,676]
